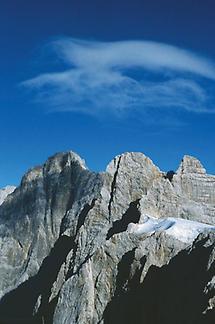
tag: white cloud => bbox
[23,38,215,118]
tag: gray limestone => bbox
[0,151,214,323]
[0,185,16,206]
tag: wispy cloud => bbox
[23,38,215,118]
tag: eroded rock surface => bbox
[0,186,16,206]
[0,151,214,324]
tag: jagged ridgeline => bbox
[0,151,214,324]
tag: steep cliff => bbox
[0,151,214,324]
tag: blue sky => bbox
[1,0,215,186]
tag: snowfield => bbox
[127,215,215,243]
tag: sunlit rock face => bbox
[139,155,215,225]
[0,151,214,324]
[0,186,16,206]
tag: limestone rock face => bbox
[0,185,16,206]
[140,155,215,225]
[0,151,214,324]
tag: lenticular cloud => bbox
[23,38,215,117]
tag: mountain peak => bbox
[0,150,214,323]
[177,155,206,174]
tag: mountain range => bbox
[0,151,214,323]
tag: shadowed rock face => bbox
[106,199,141,239]
[103,236,215,324]
[0,235,74,324]
[0,151,214,324]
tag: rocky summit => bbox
[0,151,214,324]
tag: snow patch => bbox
[127,215,215,243]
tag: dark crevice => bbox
[18,240,23,249]
[108,156,122,218]
[74,253,93,276]
[66,253,93,280]
[76,199,96,234]
[106,199,141,240]
[164,170,175,182]
[0,235,74,324]
[103,237,215,324]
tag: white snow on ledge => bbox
[127,216,215,244]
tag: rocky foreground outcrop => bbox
[0,151,214,324]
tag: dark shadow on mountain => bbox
[104,249,146,324]
[104,237,214,324]
[76,199,96,233]
[0,235,74,324]
[164,170,175,182]
[106,199,141,240]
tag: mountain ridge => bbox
[0,150,214,323]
